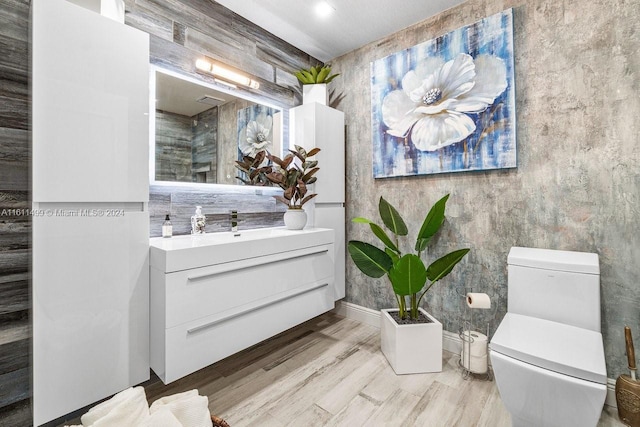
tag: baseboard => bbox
[334,300,618,408]
[606,378,617,408]
[333,300,380,328]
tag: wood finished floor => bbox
[61,312,624,426]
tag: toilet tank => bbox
[507,247,601,332]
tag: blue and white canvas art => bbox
[370,9,516,178]
[237,104,276,160]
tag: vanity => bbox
[149,227,336,384]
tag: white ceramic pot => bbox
[283,208,307,230]
[380,308,443,374]
[302,84,328,105]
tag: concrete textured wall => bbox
[330,0,639,380]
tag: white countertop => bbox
[150,227,335,273]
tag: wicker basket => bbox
[212,414,230,427]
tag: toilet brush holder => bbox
[616,375,640,427]
[616,326,640,426]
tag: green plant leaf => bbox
[325,73,340,83]
[352,217,373,224]
[415,194,449,251]
[388,254,427,296]
[348,241,393,278]
[294,71,311,84]
[385,247,400,264]
[301,70,314,83]
[415,237,432,252]
[379,197,408,236]
[310,65,319,81]
[317,66,330,82]
[370,223,399,253]
[426,248,470,283]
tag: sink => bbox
[149,226,334,272]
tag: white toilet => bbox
[490,247,607,427]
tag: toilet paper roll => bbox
[462,330,488,357]
[463,354,488,374]
[466,292,491,309]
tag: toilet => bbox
[490,247,607,427]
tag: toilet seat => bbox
[490,313,607,384]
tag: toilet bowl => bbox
[490,247,607,427]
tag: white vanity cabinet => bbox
[149,227,335,384]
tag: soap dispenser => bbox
[191,206,206,234]
[162,214,172,238]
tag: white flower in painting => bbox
[382,53,507,151]
[239,113,273,158]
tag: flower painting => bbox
[237,104,276,161]
[371,9,516,178]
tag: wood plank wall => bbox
[0,0,319,424]
[0,0,32,423]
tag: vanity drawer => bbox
[157,278,334,383]
[161,244,334,328]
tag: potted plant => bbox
[234,150,273,186]
[348,194,470,374]
[266,145,320,230]
[295,64,340,105]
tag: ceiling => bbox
[214,0,467,62]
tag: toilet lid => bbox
[489,313,607,384]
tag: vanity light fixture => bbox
[214,79,238,89]
[195,58,260,89]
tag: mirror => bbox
[150,66,284,188]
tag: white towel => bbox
[80,386,150,427]
[141,407,183,427]
[150,389,213,427]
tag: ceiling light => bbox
[315,1,335,17]
[195,59,260,89]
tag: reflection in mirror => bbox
[151,67,283,187]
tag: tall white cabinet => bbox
[290,102,346,300]
[32,0,150,424]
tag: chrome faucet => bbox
[231,210,239,232]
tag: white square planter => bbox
[380,308,443,374]
[302,84,328,105]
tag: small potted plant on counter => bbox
[266,145,320,230]
[348,194,470,374]
[295,64,340,105]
